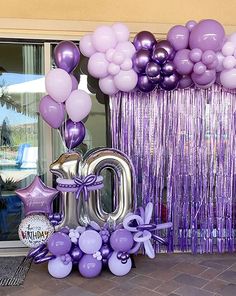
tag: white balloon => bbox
[48,257,72,279]
[222,41,235,57]
[220,68,236,89]
[228,32,236,46]
[223,55,236,69]
[108,251,132,276]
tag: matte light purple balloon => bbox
[79,230,102,254]
[79,34,96,58]
[113,70,138,92]
[137,75,156,93]
[39,95,65,129]
[112,23,130,42]
[45,69,72,103]
[61,119,85,150]
[201,50,216,65]
[220,68,236,89]
[160,72,180,91]
[189,19,225,51]
[132,49,151,73]
[70,246,83,263]
[92,25,117,53]
[110,229,134,252]
[54,41,80,73]
[70,74,78,91]
[48,257,72,278]
[99,75,118,95]
[88,52,109,78]
[191,69,216,86]
[189,48,202,63]
[108,251,132,276]
[179,75,193,89]
[66,90,92,122]
[115,41,136,58]
[145,62,161,77]
[154,40,175,60]
[193,62,207,75]
[173,49,194,75]
[79,254,102,278]
[47,232,72,256]
[185,20,197,32]
[167,25,189,50]
[133,31,157,51]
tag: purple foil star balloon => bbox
[16,176,58,216]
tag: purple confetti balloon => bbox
[137,75,157,93]
[54,41,80,73]
[133,31,157,51]
[60,119,85,150]
[132,49,151,74]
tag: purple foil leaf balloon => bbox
[60,119,86,150]
[16,176,58,216]
[54,41,80,73]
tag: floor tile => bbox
[220,283,236,296]
[129,274,162,290]
[198,268,222,280]
[174,285,215,296]
[79,278,119,294]
[171,262,207,275]
[173,273,208,288]
[155,279,181,295]
[202,279,228,294]
[217,270,236,283]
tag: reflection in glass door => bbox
[0,42,45,245]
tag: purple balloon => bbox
[173,49,194,75]
[167,25,189,50]
[179,75,193,89]
[137,75,157,93]
[154,40,175,60]
[145,62,161,77]
[35,255,55,264]
[189,48,202,63]
[152,47,168,65]
[160,72,180,91]
[70,246,83,263]
[54,41,80,73]
[149,74,163,84]
[133,31,157,51]
[100,244,112,259]
[185,20,197,32]
[110,229,134,252]
[70,74,78,91]
[189,19,225,52]
[162,61,175,76]
[28,244,46,258]
[193,62,206,75]
[60,119,85,150]
[191,69,216,86]
[47,232,72,256]
[78,254,102,278]
[132,49,151,74]
[39,95,65,129]
[201,50,216,65]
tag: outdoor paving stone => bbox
[217,270,236,283]
[202,279,229,294]
[199,260,227,270]
[198,268,222,280]
[220,283,236,296]
[171,262,207,275]
[129,274,162,290]
[155,279,182,295]
[79,278,119,294]
[174,285,215,296]
[173,273,208,288]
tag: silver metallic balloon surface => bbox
[80,148,136,226]
[50,152,82,230]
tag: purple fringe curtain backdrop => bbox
[109,85,236,253]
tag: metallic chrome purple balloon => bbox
[162,61,175,76]
[152,47,168,65]
[100,244,112,259]
[154,40,175,60]
[149,74,163,84]
[132,49,151,74]
[133,31,157,51]
[27,244,46,258]
[145,62,161,77]
[137,75,157,93]
[54,41,80,73]
[61,119,85,150]
[34,248,49,260]
[70,246,83,263]
[160,72,180,91]
[34,255,55,264]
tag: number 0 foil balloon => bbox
[80,148,136,226]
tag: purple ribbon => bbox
[74,174,97,201]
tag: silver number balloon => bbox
[80,148,136,226]
[50,152,82,230]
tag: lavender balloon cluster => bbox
[27,202,171,279]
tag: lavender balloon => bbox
[79,230,102,254]
[132,49,151,73]
[54,41,80,73]
[167,25,189,50]
[48,256,72,278]
[110,229,134,252]
[173,49,193,75]
[60,119,85,150]
[39,95,65,129]
[133,31,157,51]
[47,232,72,256]
[178,75,193,89]
[191,69,216,87]
[78,254,102,278]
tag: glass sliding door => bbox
[0,42,46,246]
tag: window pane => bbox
[0,43,44,241]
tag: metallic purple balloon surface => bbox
[60,119,85,150]
[109,85,236,253]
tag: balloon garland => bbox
[17,18,236,279]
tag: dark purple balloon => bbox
[137,75,157,93]
[60,119,85,150]
[152,48,168,65]
[133,31,157,51]
[160,72,180,91]
[132,49,151,74]
[70,246,83,263]
[54,41,80,73]
[149,74,163,84]
[145,62,161,77]
[162,61,175,76]
[154,40,175,60]
[34,248,49,260]
[100,244,112,259]
[27,244,46,258]
[34,255,55,264]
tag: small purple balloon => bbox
[149,74,163,84]
[70,74,79,91]
[78,254,102,278]
[70,246,83,263]
[152,47,168,65]
[60,119,85,150]
[191,69,216,87]
[145,61,161,77]
[160,72,180,91]
[100,244,112,259]
[193,62,206,75]
[189,48,202,63]
[54,41,80,73]
[185,20,197,32]
[179,75,193,89]
[173,49,193,75]
[110,229,134,252]
[167,25,189,50]
[201,50,216,65]
[39,95,65,129]
[154,40,175,60]
[132,49,151,74]
[137,75,157,93]
[162,61,175,76]
[133,31,157,51]
[47,232,72,256]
